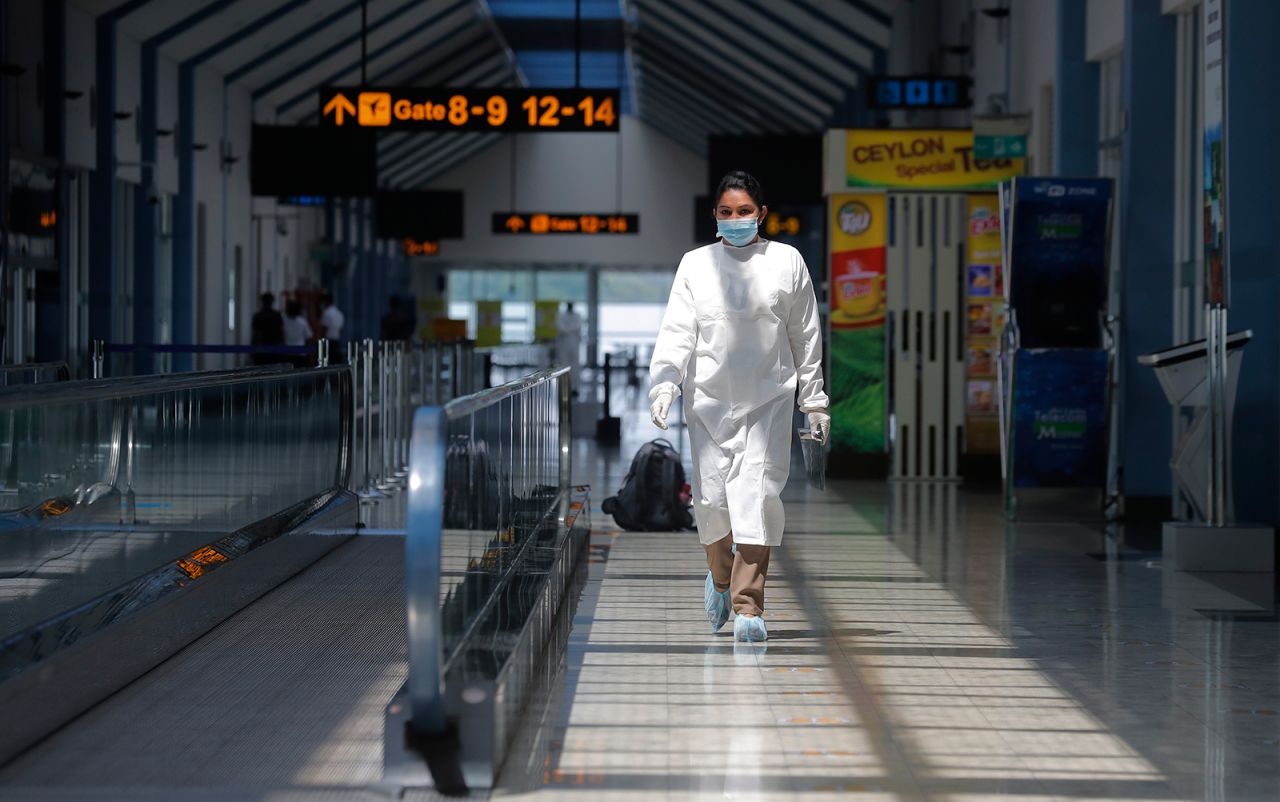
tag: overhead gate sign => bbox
[319,87,620,132]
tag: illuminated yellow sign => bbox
[320,87,620,132]
[844,129,1024,190]
[402,238,440,257]
[493,213,638,235]
[764,215,801,237]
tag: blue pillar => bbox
[173,64,196,371]
[133,44,158,373]
[41,0,67,363]
[1054,0,1100,176]
[1118,0,1177,506]
[89,16,117,345]
[1225,0,1280,525]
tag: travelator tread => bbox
[0,535,426,800]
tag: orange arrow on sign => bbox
[505,215,526,232]
[324,93,356,125]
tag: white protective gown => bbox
[649,237,829,547]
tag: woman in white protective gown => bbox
[648,170,831,643]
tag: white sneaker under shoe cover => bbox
[733,614,768,642]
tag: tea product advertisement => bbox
[828,193,887,454]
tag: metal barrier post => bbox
[317,338,330,368]
[451,341,463,399]
[362,338,376,496]
[395,341,408,476]
[377,341,389,488]
[91,340,105,379]
[431,343,442,404]
[559,370,572,503]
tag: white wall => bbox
[114,31,140,184]
[968,0,1059,173]
[154,52,178,195]
[424,116,706,268]
[65,5,95,170]
[1087,0,1126,60]
[6,1,45,157]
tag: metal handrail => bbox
[0,365,353,497]
[0,362,71,383]
[406,366,571,737]
[0,365,302,410]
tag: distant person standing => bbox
[283,298,313,367]
[556,301,584,393]
[380,295,415,341]
[319,292,345,362]
[250,293,284,365]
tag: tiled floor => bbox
[3,383,1277,801]
[494,390,1279,801]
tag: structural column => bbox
[1118,0,1177,512]
[1224,0,1280,525]
[1054,0,1100,176]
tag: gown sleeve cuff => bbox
[649,382,681,401]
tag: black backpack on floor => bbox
[602,439,694,531]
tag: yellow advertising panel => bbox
[845,129,1023,190]
[964,194,1006,454]
[829,193,887,329]
[476,300,502,347]
[828,193,888,455]
[534,300,560,341]
[417,296,446,341]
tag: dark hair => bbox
[285,299,302,318]
[260,292,275,308]
[321,291,334,306]
[714,170,764,208]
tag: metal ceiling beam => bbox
[635,95,713,153]
[631,55,758,136]
[685,0,865,83]
[250,0,423,100]
[789,0,891,51]
[752,0,875,74]
[187,0,316,67]
[641,0,844,103]
[631,29,799,133]
[274,0,477,117]
[225,0,361,85]
[390,132,503,188]
[634,0,829,123]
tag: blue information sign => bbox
[1010,350,1109,489]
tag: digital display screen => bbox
[375,191,464,240]
[320,87,620,132]
[250,125,376,196]
[493,213,638,235]
[869,76,972,110]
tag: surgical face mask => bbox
[717,216,759,247]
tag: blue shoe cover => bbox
[733,614,768,642]
[704,572,730,632]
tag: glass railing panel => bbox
[406,368,569,735]
[0,362,71,387]
[0,367,351,646]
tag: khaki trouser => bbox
[703,534,771,617]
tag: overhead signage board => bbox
[974,115,1030,159]
[375,190,463,240]
[320,87,620,132]
[493,213,638,235]
[402,238,440,257]
[844,129,1024,191]
[251,125,376,196]
[868,76,972,110]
